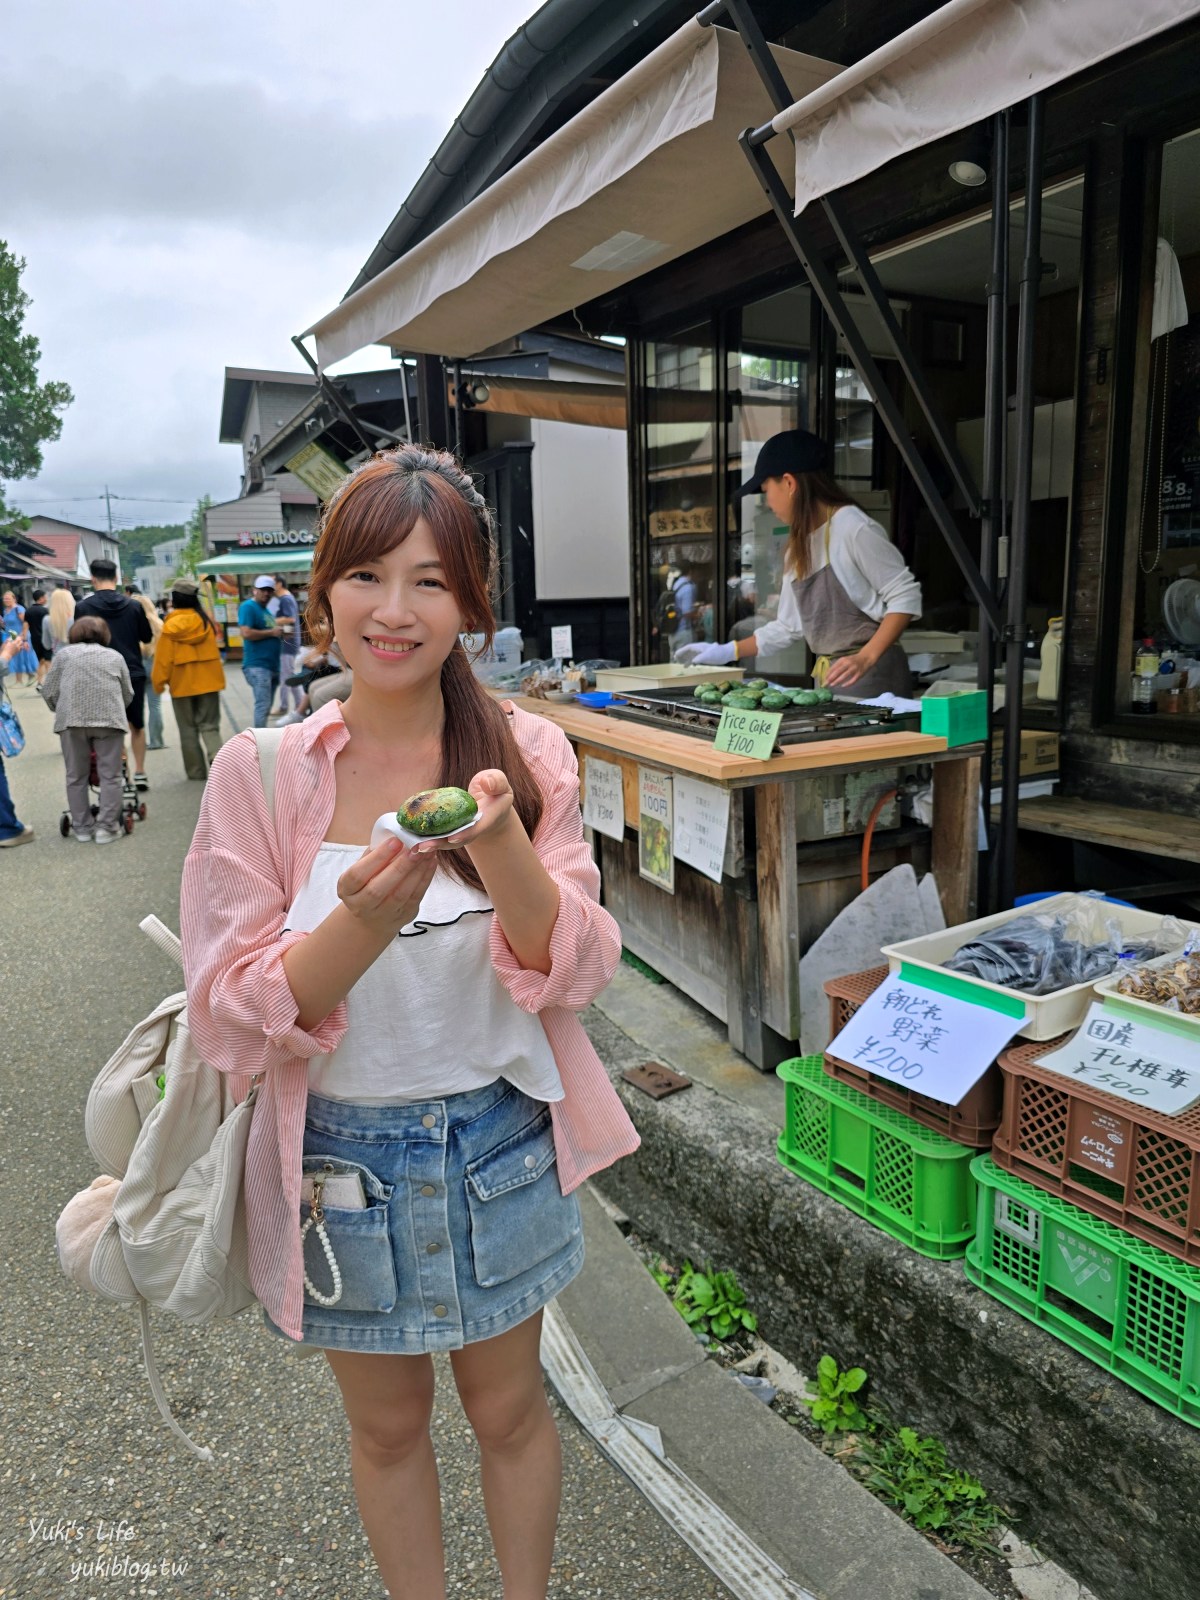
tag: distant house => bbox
[23,516,123,586]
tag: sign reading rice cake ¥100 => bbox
[713,707,782,761]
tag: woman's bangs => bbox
[319,471,421,585]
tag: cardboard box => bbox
[989,730,1059,785]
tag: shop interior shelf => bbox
[824,968,1002,1148]
[966,1156,1200,1428]
[776,1055,977,1259]
[994,1037,1200,1265]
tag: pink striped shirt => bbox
[180,698,639,1340]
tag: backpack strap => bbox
[250,725,286,826]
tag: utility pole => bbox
[103,486,113,533]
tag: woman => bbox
[151,579,225,779]
[41,616,133,844]
[2,591,37,685]
[676,428,921,695]
[47,584,76,657]
[0,633,34,846]
[179,445,639,1600]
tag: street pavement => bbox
[0,680,735,1600]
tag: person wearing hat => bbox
[237,574,290,728]
[153,580,227,778]
[675,429,921,696]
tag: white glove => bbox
[673,640,736,667]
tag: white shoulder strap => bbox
[250,726,286,826]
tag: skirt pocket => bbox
[464,1110,579,1289]
[300,1154,397,1313]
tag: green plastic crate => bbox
[775,1056,977,1259]
[919,689,989,746]
[966,1156,1200,1427]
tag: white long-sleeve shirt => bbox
[753,504,922,657]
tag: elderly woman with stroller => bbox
[42,616,133,844]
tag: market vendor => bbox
[675,429,921,694]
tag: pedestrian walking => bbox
[47,583,75,657]
[180,445,639,1600]
[126,583,167,749]
[41,616,133,845]
[237,574,288,727]
[24,589,51,686]
[74,559,153,790]
[0,634,34,847]
[152,579,226,779]
[270,575,302,714]
[2,590,38,684]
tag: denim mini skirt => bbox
[263,1078,584,1354]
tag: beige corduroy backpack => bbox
[55,728,284,1462]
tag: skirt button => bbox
[421,1114,436,1128]
[524,1155,537,1169]
[419,1184,437,1197]
[426,1242,441,1254]
[433,1304,448,1317]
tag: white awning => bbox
[307,21,838,368]
[774,0,1200,216]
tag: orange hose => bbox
[861,788,899,892]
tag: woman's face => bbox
[761,474,796,522]
[2,592,15,610]
[328,516,465,696]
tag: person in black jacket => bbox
[74,559,152,788]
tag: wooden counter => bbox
[512,696,981,1072]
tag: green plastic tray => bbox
[966,1156,1200,1427]
[775,1056,977,1259]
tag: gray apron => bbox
[792,519,914,698]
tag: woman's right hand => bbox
[674,640,736,666]
[336,837,438,938]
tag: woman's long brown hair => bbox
[784,469,861,582]
[306,445,543,890]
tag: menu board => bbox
[638,766,674,893]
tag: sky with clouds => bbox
[4,0,537,535]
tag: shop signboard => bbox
[235,528,316,548]
[638,766,674,893]
[828,974,1023,1105]
[582,757,625,843]
[1034,1003,1200,1116]
[672,776,731,884]
[285,440,351,501]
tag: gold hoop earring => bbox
[461,631,476,651]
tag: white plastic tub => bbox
[880,893,1200,1041]
[1093,949,1200,1037]
[592,664,747,693]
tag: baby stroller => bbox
[59,746,147,837]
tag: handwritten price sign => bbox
[1035,1003,1200,1116]
[713,707,783,760]
[828,977,1022,1106]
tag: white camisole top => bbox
[284,842,564,1106]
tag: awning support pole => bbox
[718,0,998,633]
[996,93,1044,908]
[736,129,1003,636]
[291,335,379,458]
[976,108,1011,913]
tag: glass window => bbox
[644,326,716,661]
[1125,127,1200,722]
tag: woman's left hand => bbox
[409,770,515,855]
[825,649,877,689]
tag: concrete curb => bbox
[557,1186,992,1600]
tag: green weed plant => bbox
[651,1260,758,1344]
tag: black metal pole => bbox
[977,109,1010,914]
[997,94,1044,908]
[453,360,465,460]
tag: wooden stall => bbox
[514,696,979,1071]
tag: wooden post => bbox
[755,781,801,1043]
[932,755,981,925]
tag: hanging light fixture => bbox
[948,128,990,188]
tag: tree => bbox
[175,495,214,577]
[0,241,73,520]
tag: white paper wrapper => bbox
[369,810,480,851]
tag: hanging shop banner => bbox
[1034,1003,1200,1116]
[638,766,674,894]
[713,706,783,761]
[828,975,1023,1106]
[672,776,731,884]
[582,757,626,843]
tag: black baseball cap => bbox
[736,429,830,498]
